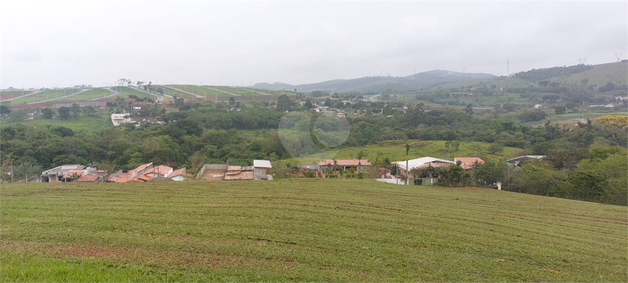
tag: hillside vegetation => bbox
[1,180,626,282]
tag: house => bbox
[111,113,133,126]
[317,159,371,177]
[41,164,84,182]
[454,157,485,170]
[533,104,543,109]
[41,165,105,182]
[337,112,345,118]
[506,155,545,166]
[394,157,456,179]
[169,168,191,181]
[253,159,272,180]
[108,163,153,182]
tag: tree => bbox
[594,115,628,138]
[554,106,566,114]
[487,143,504,154]
[304,99,313,109]
[0,105,10,117]
[474,161,507,186]
[229,96,236,106]
[42,108,54,119]
[82,106,97,117]
[464,103,473,114]
[276,95,292,112]
[58,107,70,119]
[70,103,81,118]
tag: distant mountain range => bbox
[253,70,496,93]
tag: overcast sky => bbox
[1,0,626,88]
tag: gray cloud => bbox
[1,0,626,88]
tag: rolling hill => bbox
[254,70,495,93]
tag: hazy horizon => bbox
[2,0,626,89]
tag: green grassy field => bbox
[110,87,156,100]
[0,115,112,131]
[156,86,195,98]
[57,88,113,101]
[169,85,232,97]
[1,180,625,282]
[213,86,258,96]
[9,89,81,105]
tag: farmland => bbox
[1,180,626,282]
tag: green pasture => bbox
[1,180,625,282]
[110,87,156,100]
[169,85,231,97]
[213,86,258,96]
[9,89,80,105]
[156,86,195,98]
[57,88,113,101]
[0,115,112,131]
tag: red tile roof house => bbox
[317,159,371,178]
[108,163,154,183]
[169,168,192,181]
[454,157,485,170]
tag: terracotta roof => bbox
[151,165,173,176]
[75,175,99,182]
[169,168,187,177]
[318,159,371,166]
[454,157,485,169]
[114,173,131,183]
[63,170,84,179]
[127,163,152,175]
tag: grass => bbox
[110,87,156,100]
[170,85,232,97]
[1,180,625,282]
[282,140,523,164]
[213,86,258,96]
[0,115,111,131]
[9,89,80,105]
[155,86,195,98]
[57,88,113,101]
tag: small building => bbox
[41,165,84,182]
[533,104,543,109]
[506,155,545,166]
[253,159,272,180]
[169,168,191,181]
[394,157,456,179]
[111,113,132,126]
[41,165,104,182]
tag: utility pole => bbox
[10,159,13,183]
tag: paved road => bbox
[27,89,90,104]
